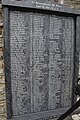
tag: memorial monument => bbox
[2,0,80,119]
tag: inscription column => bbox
[61,18,74,107]
[10,11,31,115]
[49,16,62,110]
[32,14,49,112]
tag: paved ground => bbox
[64,114,80,120]
[72,114,80,120]
[51,114,80,120]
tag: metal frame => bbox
[2,0,80,119]
[3,7,13,119]
[2,0,80,15]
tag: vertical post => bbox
[72,16,80,105]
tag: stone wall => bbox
[50,0,80,8]
[64,0,80,9]
[49,0,64,4]
[0,4,6,120]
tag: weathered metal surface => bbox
[2,0,80,120]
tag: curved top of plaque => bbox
[2,0,80,15]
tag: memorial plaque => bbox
[2,0,80,120]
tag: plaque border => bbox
[2,0,80,15]
[3,7,13,119]
[72,16,80,103]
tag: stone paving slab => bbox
[72,114,80,120]
[51,116,72,120]
[51,114,80,120]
